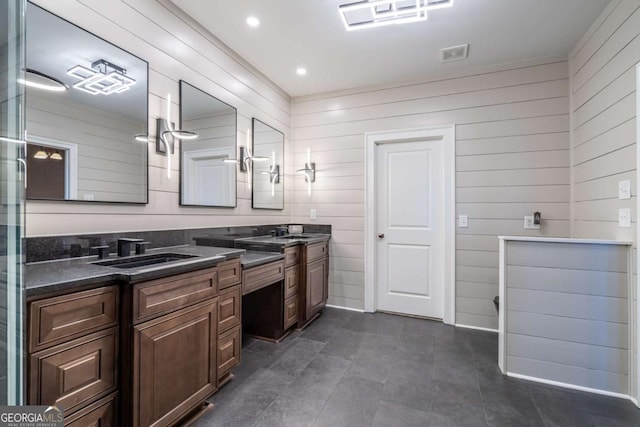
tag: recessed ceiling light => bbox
[246,16,260,28]
[296,67,307,76]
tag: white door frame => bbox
[634,63,640,406]
[364,125,456,324]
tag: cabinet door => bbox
[133,300,217,427]
[306,258,327,318]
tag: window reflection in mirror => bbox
[25,3,148,203]
[179,81,237,207]
[252,118,284,210]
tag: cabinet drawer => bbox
[133,267,218,324]
[29,286,118,353]
[29,328,117,415]
[283,295,298,330]
[306,242,328,263]
[218,286,241,332]
[284,246,300,267]
[218,258,242,290]
[284,266,299,298]
[64,392,116,427]
[218,325,241,377]
[242,260,285,295]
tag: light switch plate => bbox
[618,208,631,228]
[310,209,317,220]
[458,215,468,228]
[618,180,631,199]
[524,216,540,230]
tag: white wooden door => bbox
[376,139,445,319]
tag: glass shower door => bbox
[0,0,25,405]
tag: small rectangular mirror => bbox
[252,118,284,210]
[25,3,149,204]
[179,81,237,207]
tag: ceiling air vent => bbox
[440,44,469,62]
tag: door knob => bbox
[378,233,385,239]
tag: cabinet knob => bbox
[377,233,385,239]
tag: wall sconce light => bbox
[155,118,197,155]
[155,93,198,178]
[260,165,280,184]
[297,148,316,196]
[239,146,269,172]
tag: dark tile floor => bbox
[194,308,640,427]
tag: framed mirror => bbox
[179,81,237,207]
[25,3,148,203]
[252,118,284,210]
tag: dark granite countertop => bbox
[241,251,285,269]
[25,245,245,298]
[233,233,331,252]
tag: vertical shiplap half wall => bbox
[291,59,572,327]
[568,0,640,403]
[25,0,293,236]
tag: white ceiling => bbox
[171,0,610,98]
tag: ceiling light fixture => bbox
[49,151,63,161]
[296,67,307,76]
[339,0,453,31]
[18,68,68,92]
[33,147,48,160]
[67,59,135,95]
[246,16,260,27]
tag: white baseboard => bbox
[507,372,632,401]
[325,304,365,313]
[455,323,498,333]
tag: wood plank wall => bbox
[504,240,631,395]
[569,0,640,401]
[291,59,572,322]
[26,0,293,236]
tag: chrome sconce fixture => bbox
[155,117,197,155]
[239,146,269,172]
[297,148,316,196]
[260,164,280,184]
[154,93,198,178]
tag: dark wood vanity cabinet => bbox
[127,266,229,427]
[132,300,218,427]
[299,242,329,328]
[27,286,119,426]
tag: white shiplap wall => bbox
[291,59,572,325]
[26,0,293,236]
[568,0,640,402]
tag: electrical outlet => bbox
[524,216,540,230]
[458,215,468,228]
[310,209,317,220]
[619,208,631,228]
[618,180,631,200]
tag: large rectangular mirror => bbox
[25,3,148,203]
[179,81,237,207]
[252,118,284,210]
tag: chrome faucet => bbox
[117,238,144,257]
